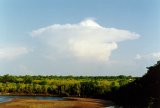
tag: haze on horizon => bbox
[0,0,160,76]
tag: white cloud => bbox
[69,41,117,61]
[31,19,139,61]
[152,52,160,59]
[0,46,29,60]
[135,52,160,60]
[135,54,142,59]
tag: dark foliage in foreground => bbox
[106,61,160,108]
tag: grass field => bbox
[0,97,114,108]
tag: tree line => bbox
[0,74,135,98]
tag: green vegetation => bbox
[0,75,135,98]
[1,61,159,107]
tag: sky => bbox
[0,0,160,76]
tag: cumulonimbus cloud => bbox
[0,46,29,60]
[31,19,140,61]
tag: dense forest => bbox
[0,61,159,107]
[0,75,135,98]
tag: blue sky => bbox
[0,0,160,76]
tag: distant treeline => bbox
[106,61,160,108]
[0,74,135,98]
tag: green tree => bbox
[23,75,33,84]
[0,74,17,83]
